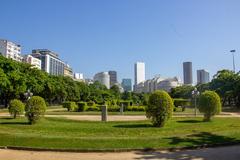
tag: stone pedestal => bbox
[120,104,124,115]
[101,105,108,122]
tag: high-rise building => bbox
[197,69,210,84]
[32,49,64,76]
[23,54,41,69]
[183,62,193,85]
[0,39,22,62]
[134,62,145,89]
[121,79,132,92]
[108,71,117,87]
[93,72,110,89]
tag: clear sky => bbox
[1,0,240,83]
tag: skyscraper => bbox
[183,62,193,85]
[197,69,210,84]
[121,79,132,92]
[108,71,117,87]
[134,62,145,85]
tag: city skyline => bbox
[1,0,240,82]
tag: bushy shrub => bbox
[8,99,25,118]
[198,91,222,121]
[25,96,47,124]
[146,90,174,127]
[86,106,100,111]
[62,101,77,111]
[173,98,190,107]
[87,101,95,107]
[77,102,87,112]
[108,106,120,112]
[137,106,146,111]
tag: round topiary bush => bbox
[146,90,174,127]
[25,96,47,124]
[198,91,222,121]
[8,99,25,119]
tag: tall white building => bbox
[197,69,210,84]
[0,39,22,62]
[23,54,41,69]
[31,49,65,76]
[134,62,145,91]
[93,72,110,89]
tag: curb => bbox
[2,142,240,153]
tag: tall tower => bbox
[108,71,117,87]
[197,69,210,84]
[134,62,145,88]
[183,62,193,85]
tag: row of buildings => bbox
[133,61,210,93]
[0,39,84,80]
[183,62,210,85]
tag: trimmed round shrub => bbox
[146,90,174,127]
[77,102,87,112]
[8,99,25,118]
[198,91,222,121]
[62,101,77,111]
[25,96,47,124]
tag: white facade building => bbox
[32,49,65,76]
[23,55,41,69]
[134,62,145,91]
[134,76,182,93]
[93,72,110,89]
[0,39,22,62]
[74,73,84,80]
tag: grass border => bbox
[1,141,240,153]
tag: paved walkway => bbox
[1,112,240,121]
[0,145,240,160]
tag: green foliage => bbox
[107,105,120,112]
[146,90,174,127]
[76,102,87,112]
[62,101,77,111]
[8,99,25,118]
[170,85,195,99]
[198,91,222,121]
[85,106,100,111]
[25,96,47,124]
[173,98,191,107]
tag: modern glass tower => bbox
[121,79,132,92]
[197,69,210,84]
[183,62,193,85]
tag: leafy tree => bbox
[170,85,195,99]
[110,85,121,99]
[146,90,174,127]
[198,91,222,121]
[8,99,25,118]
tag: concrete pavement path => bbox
[0,145,240,160]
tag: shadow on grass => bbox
[177,120,203,123]
[165,132,240,146]
[135,132,240,160]
[113,124,153,128]
[0,117,14,120]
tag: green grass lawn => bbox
[0,117,240,150]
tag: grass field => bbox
[0,117,240,150]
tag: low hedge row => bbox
[62,101,145,112]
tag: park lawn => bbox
[0,117,240,150]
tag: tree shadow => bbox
[165,132,240,146]
[177,120,203,123]
[0,121,29,125]
[0,117,14,120]
[134,132,240,160]
[113,124,153,128]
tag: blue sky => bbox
[1,0,240,83]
